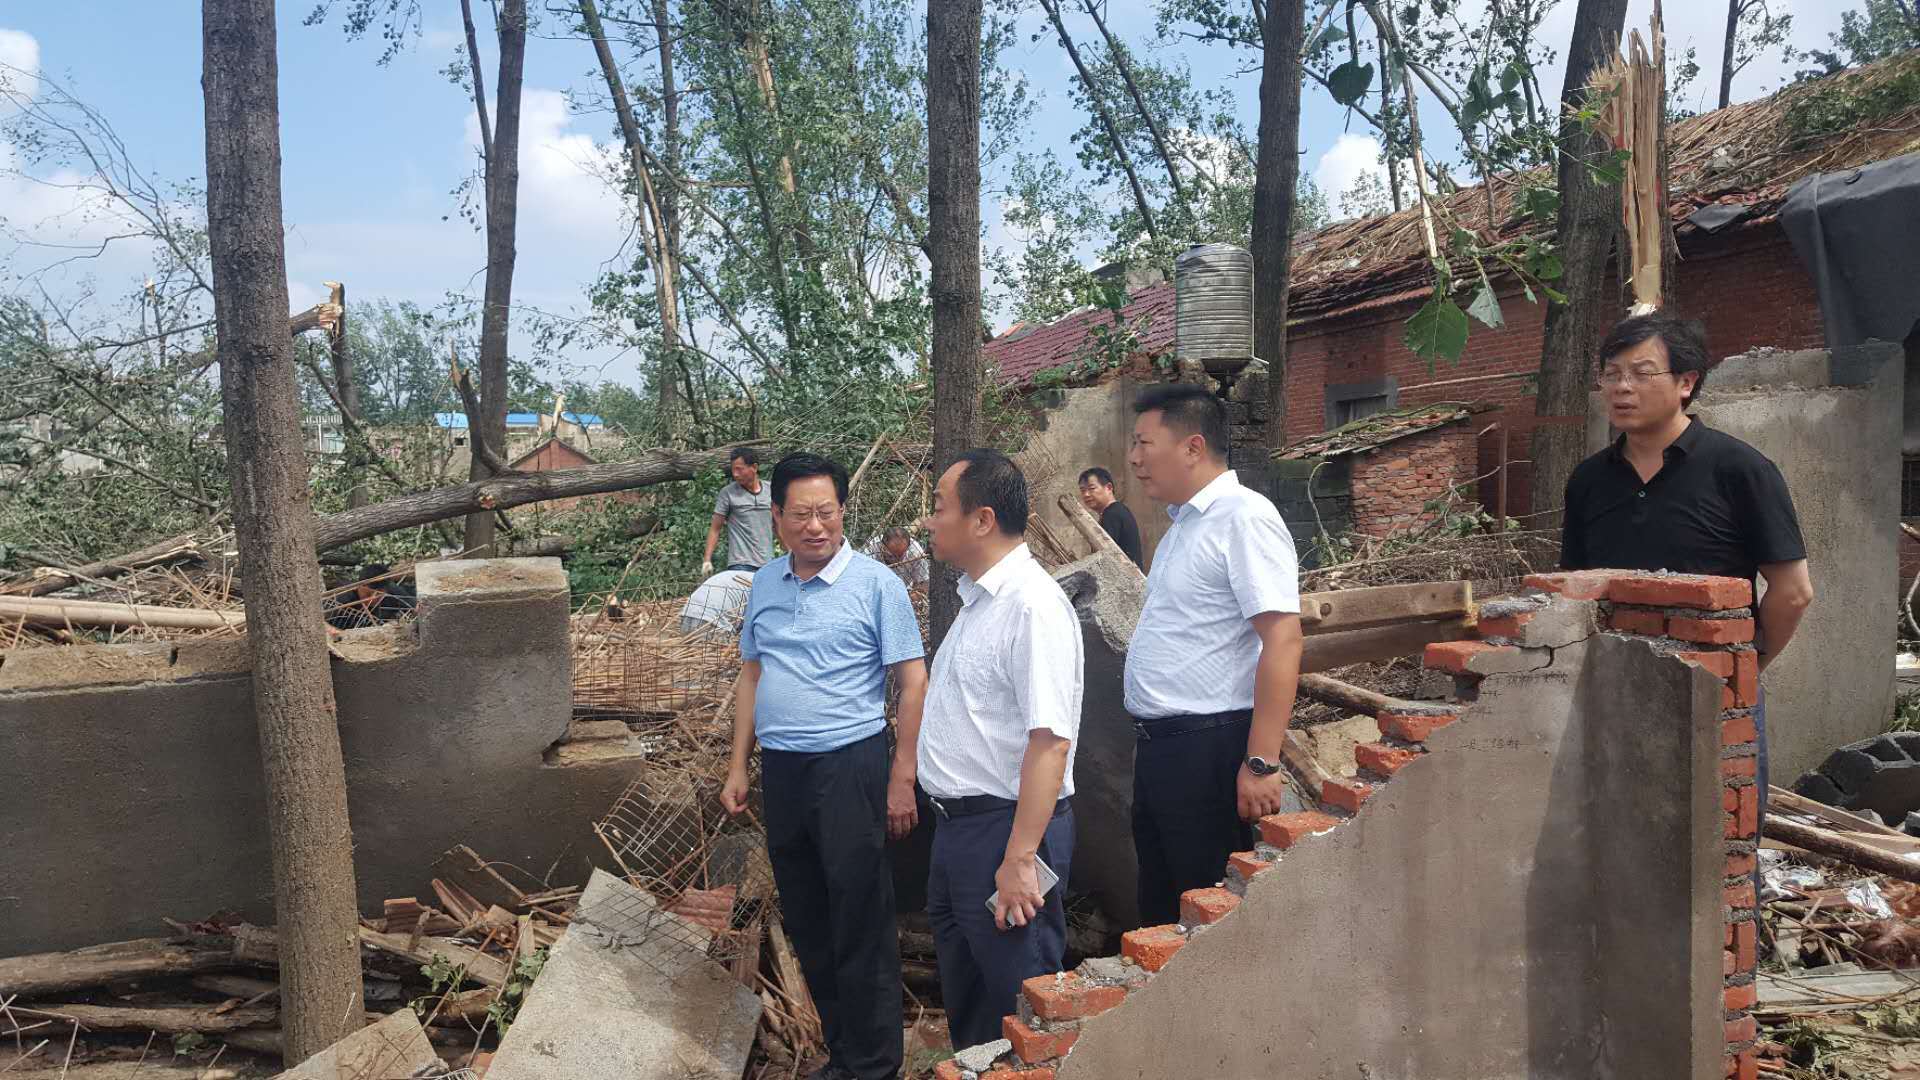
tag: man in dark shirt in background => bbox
[1561,313,1815,843]
[1078,466,1144,569]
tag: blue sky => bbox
[0,1,1850,379]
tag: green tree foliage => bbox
[1799,0,1920,77]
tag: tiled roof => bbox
[984,282,1176,387]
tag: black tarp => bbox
[1780,151,1920,352]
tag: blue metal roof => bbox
[432,411,605,429]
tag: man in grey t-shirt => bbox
[703,447,775,572]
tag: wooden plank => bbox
[189,973,280,1000]
[1299,582,1473,635]
[1300,618,1475,673]
[1282,729,1336,796]
[1768,787,1906,837]
[0,596,244,630]
[1054,493,1141,572]
[357,928,508,988]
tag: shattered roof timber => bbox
[1275,402,1494,460]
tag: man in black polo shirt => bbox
[1562,312,1815,813]
[1078,466,1144,568]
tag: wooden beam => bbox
[0,596,244,630]
[1055,493,1141,573]
[356,927,509,988]
[1764,817,1920,884]
[1767,786,1906,837]
[1300,617,1474,673]
[1297,673,1431,716]
[0,936,249,999]
[15,1002,276,1035]
[1299,581,1473,634]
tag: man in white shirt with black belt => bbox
[1124,384,1303,927]
[919,448,1083,1049]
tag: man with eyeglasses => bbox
[722,452,928,1080]
[1562,312,1814,837]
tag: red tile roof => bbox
[984,282,1176,387]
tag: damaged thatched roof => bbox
[1275,402,1494,461]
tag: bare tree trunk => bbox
[1082,0,1187,206]
[1531,0,1629,528]
[927,0,983,648]
[1256,0,1307,448]
[1719,0,1741,109]
[578,0,684,444]
[1379,21,1404,212]
[1037,0,1158,241]
[464,0,527,556]
[200,0,362,1063]
[325,281,368,508]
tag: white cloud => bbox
[1313,132,1387,208]
[0,27,38,94]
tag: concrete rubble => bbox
[269,1008,438,1080]
[484,869,761,1080]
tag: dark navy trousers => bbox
[926,802,1075,1049]
[761,731,903,1080]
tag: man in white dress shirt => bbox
[919,448,1083,1049]
[1124,384,1303,927]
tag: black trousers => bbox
[926,801,1074,1049]
[1131,713,1255,927]
[761,731,903,1080]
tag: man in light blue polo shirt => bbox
[722,451,927,1080]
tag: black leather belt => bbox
[927,794,1072,821]
[1131,709,1253,741]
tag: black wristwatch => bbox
[1245,755,1280,777]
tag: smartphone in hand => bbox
[985,855,1060,915]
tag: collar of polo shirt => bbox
[782,537,854,584]
[1167,469,1241,522]
[956,543,1031,607]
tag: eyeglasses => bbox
[1595,367,1675,389]
[780,505,842,526]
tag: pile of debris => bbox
[1756,788,1920,1076]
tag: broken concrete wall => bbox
[1017,379,1170,566]
[1587,344,1901,778]
[957,571,1753,1080]
[1052,553,1148,929]
[0,558,638,956]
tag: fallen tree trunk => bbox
[0,936,255,999]
[17,1002,276,1035]
[1764,816,1920,885]
[311,445,734,552]
[0,596,245,630]
[3,533,205,599]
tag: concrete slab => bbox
[1304,715,1380,779]
[270,1008,437,1080]
[485,869,761,1080]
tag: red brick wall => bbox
[1280,227,1826,518]
[1348,422,1481,537]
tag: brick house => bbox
[506,436,641,513]
[985,54,1918,530]
[1273,402,1493,543]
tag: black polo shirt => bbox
[1100,501,1145,569]
[1561,418,1806,585]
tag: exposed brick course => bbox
[1258,811,1341,849]
[1004,1015,1080,1063]
[1608,574,1754,612]
[1021,972,1127,1021]
[1179,887,1241,926]
[1377,710,1460,742]
[1120,925,1188,973]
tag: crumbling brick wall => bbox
[939,570,1757,1080]
[1346,421,1481,536]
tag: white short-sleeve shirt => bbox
[1123,470,1300,719]
[918,544,1084,800]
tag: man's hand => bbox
[1236,764,1287,822]
[720,764,751,816]
[701,559,715,576]
[886,768,919,840]
[993,852,1044,931]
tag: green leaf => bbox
[1404,297,1470,365]
[1501,61,1524,94]
[1519,185,1559,221]
[1467,280,1505,330]
[1543,285,1568,305]
[1312,25,1347,51]
[1530,250,1564,281]
[1327,61,1376,107]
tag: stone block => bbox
[271,1007,437,1079]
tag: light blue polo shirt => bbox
[740,540,925,753]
